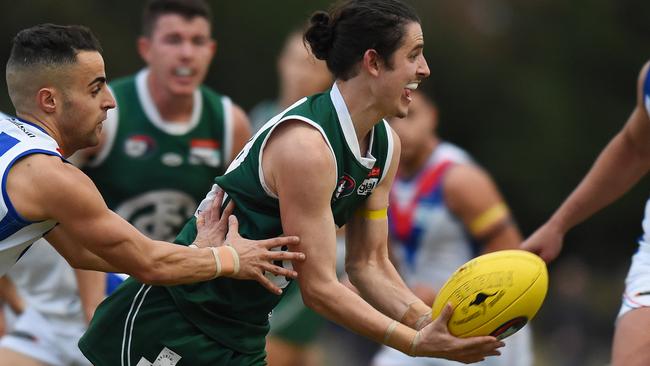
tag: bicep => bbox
[444,165,521,250]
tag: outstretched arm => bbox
[522,62,650,262]
[9,154,301,288]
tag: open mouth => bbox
[173,66,195,78]
[403,82,419,101]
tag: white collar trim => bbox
[329,83,376,169]
[136,68,202,135]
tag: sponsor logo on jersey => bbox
[368,166,381,178]
[333,174,356,200]
[124,134,156,158]
[189,138,221,167]
[10,121,36,138]
[357,177,379,196]
[161,152,183,167]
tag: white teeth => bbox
[174,67,193,77]
[405,83,419,90]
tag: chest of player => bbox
[330,161,382,227]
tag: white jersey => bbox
[0,115,62,276]
[389,142,474,289]
[377,142,532,366]
[7,238,83,320]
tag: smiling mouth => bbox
[174,66,194,77]
[404,82,419,101]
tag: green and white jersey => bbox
[84,69,234,241]
[167,83,395,353]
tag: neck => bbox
[147,73,194,123]
[335,79,386,146]
[399,138,439,179]
[15,111,72,157]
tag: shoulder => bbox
[268,120,334,167]
[444,164,496,203]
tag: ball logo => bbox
[333,174,356,200]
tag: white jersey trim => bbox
[258,115,338,199]
[135,69,202,135]
[221,96,234,164]
[380,120,394,184]
[330,83,376,169]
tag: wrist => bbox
[209,246,240,278]
[400,301,432,330]
[383,320,419,356]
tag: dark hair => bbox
[304,0,420,80]
[142,0,212,36]
[8,23,102,68]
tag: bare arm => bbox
[0,276,24,315]
[522,62,650,262]
[345,129,430,327]
[8,155,301,287]
[73,269,106,323]
[265,122,501,362]
[444,164,522,253]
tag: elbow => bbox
[300,284,331,314]
[345,259,369,288]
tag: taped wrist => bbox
[400,301,432,330]
[383,320,419,356]
[210,246,240,278]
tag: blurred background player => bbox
[373,90,532,366]
[249,29,332,132]
[521,61,650,366]
[258,30,333,366]
[83,0,251,245]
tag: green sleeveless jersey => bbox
[166,84,395,353]
[84,69,233,241]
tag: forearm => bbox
[0,276,24,314]
[74,269,106,323]
[549,132,650,233]
[303,279,418,354]
[348,257,430,329]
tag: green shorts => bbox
[79,279,266,366]
[269,281,326,345]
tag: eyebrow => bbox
[87,76,106,87]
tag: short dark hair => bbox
[142,0,212,36]
[8,23,102,68]
[304,0,420,81]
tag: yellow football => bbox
[431,249,548,340]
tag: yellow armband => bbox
[355,208,388,220]
[469,203,509,235]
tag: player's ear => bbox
[210,39,217,58]
[37,87,57,114]
[362,49,381,77]
[137,36,152,63]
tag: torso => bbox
[389,142,476,290]
[83,69,234,241]
[166,83,395,353]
